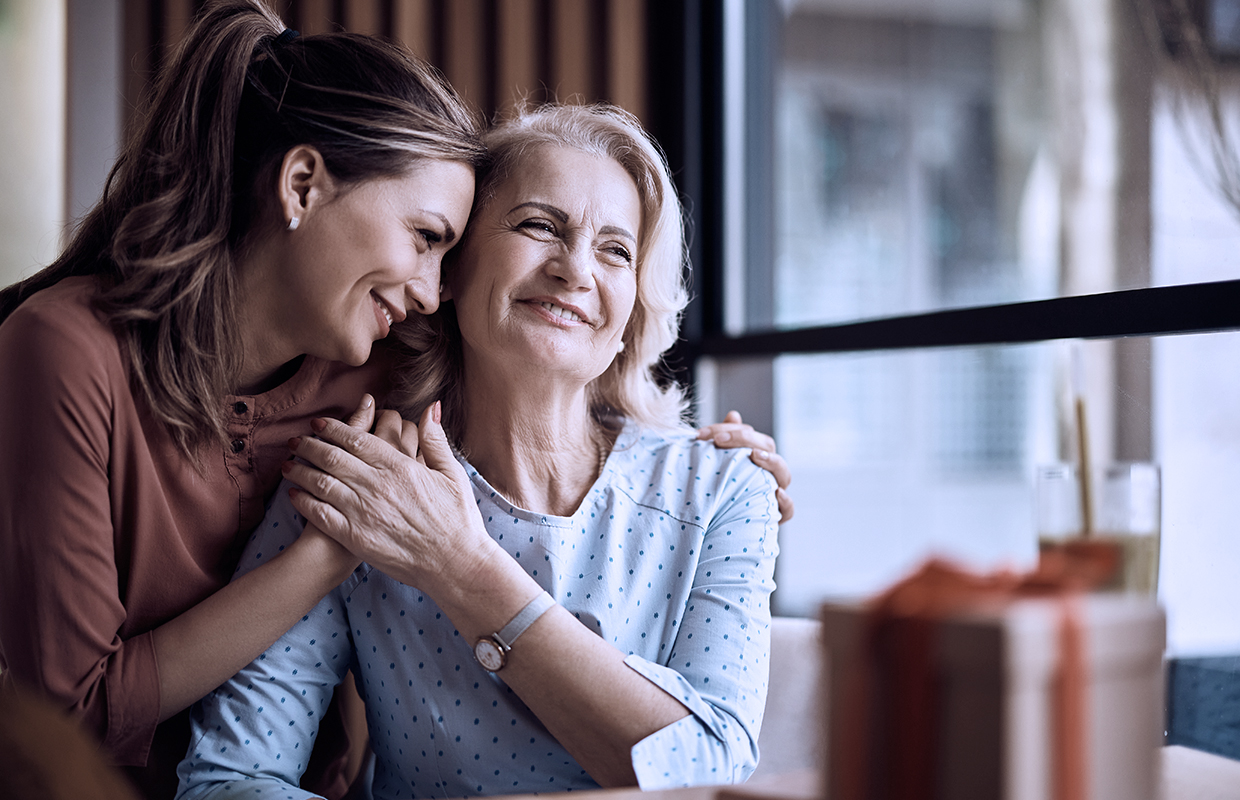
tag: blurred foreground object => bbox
[0,679,140,800]
[820,558,1165,800]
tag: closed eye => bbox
[516,219,558,235]
[419,229,443,246]
[604,244,633,265]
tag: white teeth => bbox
[540,301,582,322]
[376,297,393,326]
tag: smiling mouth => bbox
[538,301,582,323]
[373,293,395,327]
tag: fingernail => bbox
[696,428,710,439]
[433,400,442,424]
[311,418,326,433]
[288,437,300,451]
[715,431,732,444]
[362,394,373,409]
[288,487,300,499]
[281,460,293,474]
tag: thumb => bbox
[417,401,456,472]
[344,394,376,431]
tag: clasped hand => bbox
[283,397,492,593]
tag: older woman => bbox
[176,104,779,799]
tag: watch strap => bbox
[493,590,555,650]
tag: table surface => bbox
[490,747,1240,800]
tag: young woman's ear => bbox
[277,145,332,230]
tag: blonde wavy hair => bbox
[390,103,691,441]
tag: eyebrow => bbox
[424,211,457,245]
[509,202,636,242]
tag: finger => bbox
[776,487,795,524]
[287,433,369,486]
[400,417,421,459]
[287,486,356,549]
[696,421,753,440]
[417,401,457,474]
[725,410,743,424]
[282,459,351,506]
[373,409,408,451]
[343,394,376,431]
[750,449,792,491]
[713,427,778,453]
[308,416,402,469]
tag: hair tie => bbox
[274,28,299,48]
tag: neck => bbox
[232,244,303,395]
[459,352,611,516]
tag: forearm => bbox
[423,544,690,787]
[499,609,691,786]
[151,527,357,721]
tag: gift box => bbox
[819,562,1165,800]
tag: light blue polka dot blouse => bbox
[176,421,779,800]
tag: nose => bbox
[404,254,441,316]
[545,239,594,290]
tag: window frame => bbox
[645,1,1240,369]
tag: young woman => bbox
[0,2,482,796]
[0,3,788,798]
[177,104,780,799]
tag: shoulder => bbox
[0,277,122,391]
[607,423,777,525]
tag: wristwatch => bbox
[473,590,555,672]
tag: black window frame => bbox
[645,0,1240,373]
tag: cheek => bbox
[612,276,639,329]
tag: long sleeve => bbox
[623,450,780,788]
[178,427,781,800]
[177,485,355,800]
[0,291,162,762]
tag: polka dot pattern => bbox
[178,422,779,799]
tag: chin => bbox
[337,339,376,367]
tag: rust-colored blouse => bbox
[0,277,390,798]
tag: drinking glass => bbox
[1035,463,1161,594]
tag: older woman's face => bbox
[448,144,640,382]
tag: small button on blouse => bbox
[230,439,245,454]
[233,401,249,415]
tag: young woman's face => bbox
[274,159,475,367]
[448,145,641,384]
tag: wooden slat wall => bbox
[122,0,648,132]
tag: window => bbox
[647,0,1240,660]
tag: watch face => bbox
[474,638,505,672]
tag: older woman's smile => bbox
[527,297,590,325]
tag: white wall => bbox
[0,0,65,289]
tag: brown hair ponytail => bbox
[0,0,484,458]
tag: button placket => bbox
[227,398,254,462]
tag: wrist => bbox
[290,525,360,583]
[423,535,542,641]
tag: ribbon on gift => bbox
[834,542,1120,800]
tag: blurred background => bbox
[1,0,1238,663]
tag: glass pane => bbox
[748,0,1240,331]
[770,334,1240,657]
